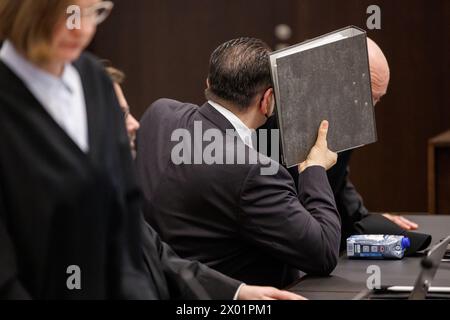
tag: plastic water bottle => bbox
[347,235,411,259]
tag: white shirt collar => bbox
[208,100,255,149]
[0,40,75,94]
[0,40,89,153]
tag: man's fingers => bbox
[396,220,412,230]
[268,289,307,300]
[262,297,276,301]
[384,214,419,230]
[391,217,413,230]
[315,120,329,147]
[399,216,419,230]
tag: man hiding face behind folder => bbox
[330,38,418,247]
[263,37,418,250]
[136,38,341,288]
[328,38,418,247]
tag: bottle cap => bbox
[402,237,411,249]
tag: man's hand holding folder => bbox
[299,120,338,173]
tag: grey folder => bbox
[270,26,377,168]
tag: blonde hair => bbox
[0,0,71,64]
[105,66,126,84]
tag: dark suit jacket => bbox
[141,218,241,300]
[136,99,341,288]
[0,52,240,299]
[262,115,369,250]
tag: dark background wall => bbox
[91,0,450,213]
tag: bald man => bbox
[367,38,390,104]
[325,38,418,248]
[260,37,418,250]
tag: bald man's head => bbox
[367,38,390,105]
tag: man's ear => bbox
[206,78,210,89]
[260,88,274,115]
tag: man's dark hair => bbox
[206,37,272,109]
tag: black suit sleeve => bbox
[0,185,31,299]
[143,221,242,300]
[239,165,341,276]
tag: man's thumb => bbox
[316,120,329,145]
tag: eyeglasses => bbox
[82,1,114,26]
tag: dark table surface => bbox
[288,215,450,300]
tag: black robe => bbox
[0,51,240,299]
